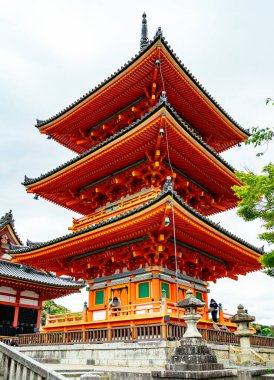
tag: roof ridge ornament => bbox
[26,239,42,247]
[0,210,14,228]
[159,90,167,104]
[36,119,45,127]
[163,176,173,192]
[140,12,149,51]
[155,27,162,37]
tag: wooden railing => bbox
[45,300,188,326]
[46,312,83,325]
[250,335,274,347]
[71,188,160,230]
[15,324,274,348]
[0,341,66,380]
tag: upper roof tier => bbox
[36,32,249,154]
[24,104,241,216]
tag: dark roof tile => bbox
[24,102,235,186]
[10,189,263,256]
[0,260,84,288]
[35,35,248,137]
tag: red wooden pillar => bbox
[13,291,20,328]
[36,299,43,329]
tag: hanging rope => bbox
[157,39,180,321]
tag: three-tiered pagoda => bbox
[11,15,262,332]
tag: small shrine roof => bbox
[0,210,22,245]
[10,188,263,256]
[23,102,236,187]
[35,34,248,140]
[0,259,84,289]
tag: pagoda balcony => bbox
[70,188,160,231]
[43,299,235,332]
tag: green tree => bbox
[233,99,274,276]
[41,300,70,326]
[250,323,274,337]
[245,98,274,156]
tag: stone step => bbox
[35,357,61,364]
[57,369,107,380]
[80,374,109,380]
[171,353,218,364]
[175,345,213,355]
[152,368,234,379]
[166,362,224,371]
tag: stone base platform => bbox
[152,369,234,379]
[18,341,274,368]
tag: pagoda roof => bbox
[0,210,22,246]
[10,189,262,277]
[35,34,249,154]
[0,260,84,290]
[23,103,241,215]
[0,210,84,295]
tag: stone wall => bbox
[18,341,274,368]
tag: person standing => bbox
[110,296,121,316]
[209,299,218,323]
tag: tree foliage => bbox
[245,98,274,156]
[41,300,70,326]
[233,164,274,273]
[251,323,274,337]
[233,99,274,276]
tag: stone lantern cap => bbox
[176,289,206,309]
[231,304,255,323]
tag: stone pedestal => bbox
[166,338,223,371]
[183,314,202,339]
[151,337,234,379]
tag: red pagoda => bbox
[11,14,262,333]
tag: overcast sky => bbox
[0,0,273,325]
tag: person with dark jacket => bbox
[209,299,218,323]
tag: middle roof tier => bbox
[24,103,241,216]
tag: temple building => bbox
[11,15,262,332]
[0,211,84,336]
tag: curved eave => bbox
[159,38,249,141]
[36,36,248,153]
[11,192,262,270]
[0,260,84,291]
[0,274,83,292]
[24,105,240,193]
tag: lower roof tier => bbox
[10,191,262,283]
[24,104,241,216]
[0,260,84,299]
[0,210,84,299]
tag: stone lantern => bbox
[176,289,205,338]
[231,304,255,364]
[151,289,230,378]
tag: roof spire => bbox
[140,12,149,51]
